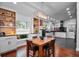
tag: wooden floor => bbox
[17,44,79,57]
[55,45,76,57]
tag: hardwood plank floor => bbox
[17,44,79,57]
[55,44,76,57]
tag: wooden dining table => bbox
[30,37,55,57]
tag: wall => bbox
[77,2,79,51]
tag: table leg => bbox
[38,46,44,57]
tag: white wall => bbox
[77,3,79,51]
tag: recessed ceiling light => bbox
[69,13,71,15]
[67,11,71,14]
[66,8,70,11]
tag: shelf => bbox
[0,14,15,18]
[0,8,16,36]
[33,17,39,33]
[0,26,15,28]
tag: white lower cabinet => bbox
[0,36,17,54]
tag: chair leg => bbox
[44,49,50,57]
[51,46,55,57]
[27,47,29,57]
[33,51,36,57]
[47,49,50,57]
[53,47,55,57]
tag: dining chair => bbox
[43,38,55,57]
[26,40,39,57]
[43,43,50,57]
[32,36,38,39]
[49,39,55,57]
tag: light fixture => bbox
[67,11,71,14]
[69,13,71,15]
[66,8,70,11]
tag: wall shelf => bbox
[0,8,16,36]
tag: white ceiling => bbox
[0,2,76,21]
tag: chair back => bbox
[50,39,55,48]
[32,36,37,39]
[26,40,32,57]
[51,39,55,44]
[27,40,33,48]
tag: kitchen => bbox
[0,2,78,57]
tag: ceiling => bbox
[0,2,76,21]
